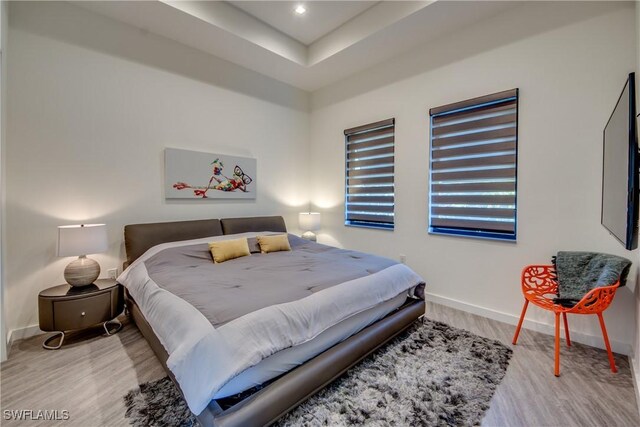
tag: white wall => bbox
[632,0,640,408]
[0,0,8,362]
[4,2,310,335]
[309,1,638,353]
[5,1,640,357]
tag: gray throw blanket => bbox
[553,251,631,308]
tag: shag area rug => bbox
[123,319,512,426]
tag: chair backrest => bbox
[520,264,620,313]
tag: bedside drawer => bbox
[53,293,112,331]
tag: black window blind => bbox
[344,118,395,229]
[429,89,518,240]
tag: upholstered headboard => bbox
[220,216,287,235]
[123,216,288,266]
[124,219,223,266]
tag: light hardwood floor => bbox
[1,302,638,426]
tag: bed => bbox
[119,215,425,427]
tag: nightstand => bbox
[38,279,124,350]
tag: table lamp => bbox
[299,212,321,241]
[57,224,108,287]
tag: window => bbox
[428,89,519,241]
[344,118,395,229]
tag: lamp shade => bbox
[57,224,108,257]
[299,212,321,232]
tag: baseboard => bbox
[3,332,8,361]
[631,355,640,418]
[425,292,632,356]
[7,324,42,351]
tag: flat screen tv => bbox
[601,72,639,250]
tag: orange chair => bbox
[512,265,620,377]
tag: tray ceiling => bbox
[228,1,379,45]
[74,1,519,91]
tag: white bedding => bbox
[118,233,424,415]
[216,291,408,398]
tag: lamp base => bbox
[301,231,317,242]
[64,256,100,287]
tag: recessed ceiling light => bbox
[294,5,306,15]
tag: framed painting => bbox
[165,148,256,199]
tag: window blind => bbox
[429,89,518,240]
[345,118,395,229]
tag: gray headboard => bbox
[124,219,223,266]
[123,215,287,266]
[221,216,287,235]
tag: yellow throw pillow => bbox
[208,238,251,263]
[257,234,291,253]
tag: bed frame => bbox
[122,215,425,427]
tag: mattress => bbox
[118,232,425,414]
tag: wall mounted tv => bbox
[601,72,639,250]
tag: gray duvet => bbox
[144,234,421,328]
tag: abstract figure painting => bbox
[165,148,256,199]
